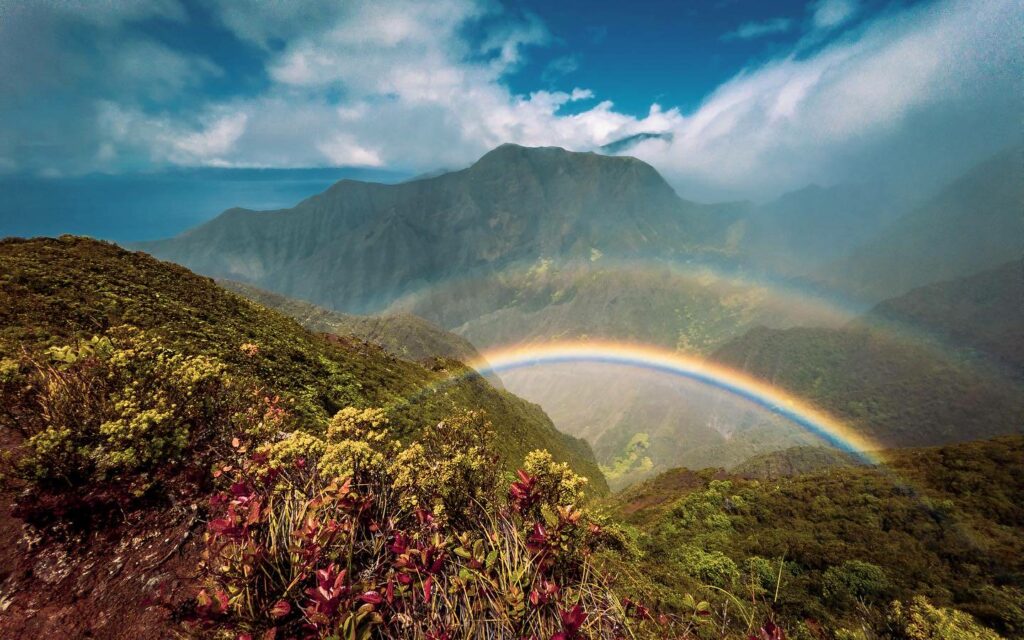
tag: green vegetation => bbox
[191,407,628,639]
[218,279,488,366]
[611,436,1024,637]
[866,258,1024,376]
[2,236,1022,639]
[0,236,607,511]
[713,325,1024,448]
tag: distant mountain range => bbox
[866,258,1024,376]
[821,143,1023,302]
[711,324,1024,449]
[734,182,915,276]
[138,144,730,313]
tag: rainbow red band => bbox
[468,340,885,464]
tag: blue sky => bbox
[0,0,1020,200]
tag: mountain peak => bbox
[138,142,706,313]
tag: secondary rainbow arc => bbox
[466,340,886,464]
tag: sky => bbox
[0,0,1020,201]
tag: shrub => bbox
[677,545,739,588]
[192,406,627,640]
[1,328,250,510]
[822,560,890,605]
[887,596,1002,640]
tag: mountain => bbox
[866,258,1024,375]
[730,445,864,480]
[710,257,1024,451]
[823,143,1024,301]
[0,237,603,489]
[734,182,913,276]
[390,260,849,353]
[611,435,1024,637]
[138,144,723,314]
[712,323,1024,448]
[216,279,486,366]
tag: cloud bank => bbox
[0,0,1019,199]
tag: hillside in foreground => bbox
[610,436,1024,638]
[0,236,606,638]
[217,278,489,368]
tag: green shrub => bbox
[888,596,1002,640]
[2,328,247,499]
[677,545,739,588]
[823,560,890,604]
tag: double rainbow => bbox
[466,340,886,465]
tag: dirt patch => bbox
[0,490,203,639]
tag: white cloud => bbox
[570,88,594,101]
[631,0,1022,197]
[811,0,859,30]
[173,112,248,161]
[94,0,675,172]
[721,17,793,41]
[98,104,248,166]
[0,0,222,173]
[2,0,1019,203]
[317,134,384,167]
[85,0,1020,200]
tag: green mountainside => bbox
[729,445,864,480]
[733,182,913,277]
[866,258,1024,375]
[611,436,1024,637]
[0,236,604,490]
[216,278,486,366]
[392,260,847,353]
[823,143,1024,302]
[712,324,1024,448]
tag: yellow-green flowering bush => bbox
[1,326,246,504]
[521,449,589,514]
[888,596,1002,640]
[389,411,500,524]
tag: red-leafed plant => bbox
[190,408,630,640]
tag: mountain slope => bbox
[611,436,1024,637]
[217,278,486,365]
[735,182,913,276]
[712,324,1024,448]
[866,258,1024,375]
[138,144,718,313]
[824,143,1024,301]
[0,236,604,489]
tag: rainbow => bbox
[466,340,887,465]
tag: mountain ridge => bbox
[135,144,725,313]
